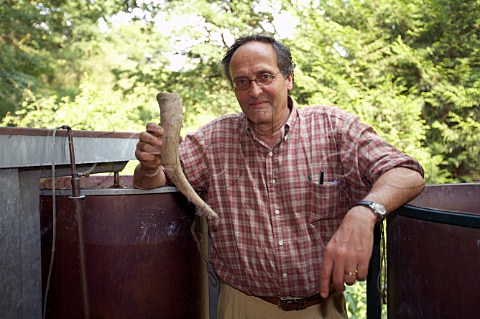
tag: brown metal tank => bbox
[40,178,205,319]
[387,183,480,319]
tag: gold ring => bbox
[345,270,358,277]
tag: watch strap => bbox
[354,200,387,222]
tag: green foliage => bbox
[0,0,127,117]
[400,0,480,182]
[344,282,368,319]
[1,80,155,133]
[0,0,55,116]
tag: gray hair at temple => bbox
[221,34,295,88]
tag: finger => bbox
[135,140,163,162]
[135,148,161,165]
[332,262,347,293]
[319,255,334,298]
[146,122,164,137]
[324,242,349,293]
[139,131,163,149]
[344,267,358,286]
[356,261,369,281]
[344,259,359,285]
[136,140,161,156]
[142,142,162,155]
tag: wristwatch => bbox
[354,200,387,222]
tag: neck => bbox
[252,107,290,147]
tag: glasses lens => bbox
[234,79,248,90]
[257,74,273,86]
[233,73,277,90]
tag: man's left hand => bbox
[319,207,377,297]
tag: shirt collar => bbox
[284,96,298,140]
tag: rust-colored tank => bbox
[40,177,204,319]
[387,183,480,319]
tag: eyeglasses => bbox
[232,72,281,91]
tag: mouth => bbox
[249,100,270,109]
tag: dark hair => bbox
[221,34,295,87]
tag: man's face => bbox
[229,41,293,130]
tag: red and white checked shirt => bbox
[179,98,423,298]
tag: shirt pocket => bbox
[307,177,346,223]
[282,177,345,224]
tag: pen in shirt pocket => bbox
[308,171,337,185]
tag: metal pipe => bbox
[367,223,382,319]
[114,171,120,188]
[62,125,91,319]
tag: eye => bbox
[234,78,248,87]
[257,73,274,85]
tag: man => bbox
[134,34,424,318]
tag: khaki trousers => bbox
[217,284,348,319]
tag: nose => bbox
[248,80,262,97]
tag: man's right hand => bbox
[133,122,167,189]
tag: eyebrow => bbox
[233,70,277,79]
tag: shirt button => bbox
[272,179,276,185]
[283,273,288,278]
[279,240,284,246]
[268,151,273,157]
[275,209,280,215]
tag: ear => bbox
[287,75,293,90]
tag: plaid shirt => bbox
[179,98,423,298]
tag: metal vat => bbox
[40,180,204,319]
[387,183,480,319]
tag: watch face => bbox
[372,202,387,216]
